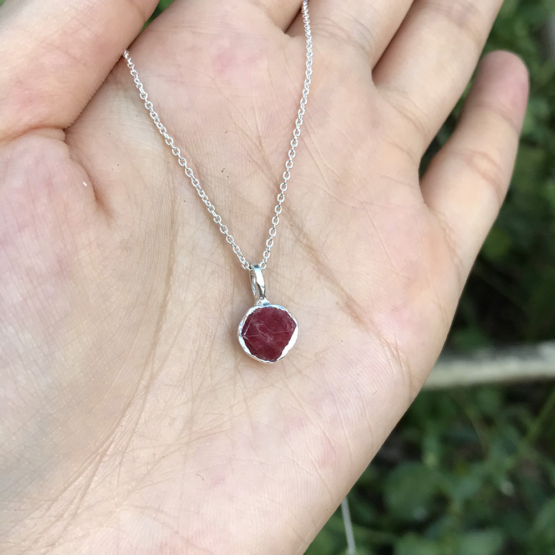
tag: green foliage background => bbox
[150,0,555,553]
[159,1,555,553]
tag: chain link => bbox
[123,0,313,271]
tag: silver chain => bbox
[123,0,313,271]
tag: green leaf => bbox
[395,534,441,555]
[447,474,483,503]
[383,463,441,522]
[544,180,555,212]
[451,327,491,352]
[475,388,503,418]
[512,146,548,192]
[458,530,504,555]
[482,227,513,263]
[305,527,337,555]
[532,499,555,544]
[157,0,175,9]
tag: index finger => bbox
[0,0,158,141]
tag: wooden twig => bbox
[424,342,555,389]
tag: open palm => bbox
[0,0,528,553]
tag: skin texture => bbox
[0,0,529,553]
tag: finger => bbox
[288,0,414,67]
[161,0,302,32]
[374,0,503,153]
[421,51,529,288]
[248,0,303,29]
[0,0,158,140]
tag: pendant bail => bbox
[249,265,268,305]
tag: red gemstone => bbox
[240,306,297,362]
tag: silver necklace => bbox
[125,12,357,548]
[123,0,313,364]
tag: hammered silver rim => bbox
[237,304,299,364]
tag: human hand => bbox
[0,0,528,553]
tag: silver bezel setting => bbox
[237,304,299,364]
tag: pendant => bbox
[237,265,298,363]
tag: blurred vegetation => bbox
[156,0,555,553]
[308,385,555,555]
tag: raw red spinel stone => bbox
[240,306,297,362]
